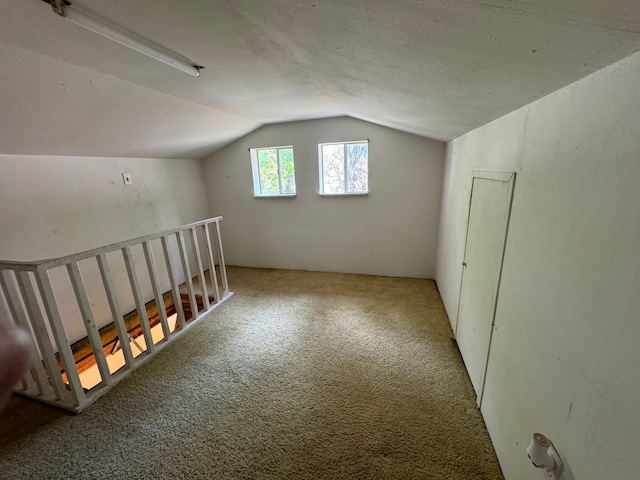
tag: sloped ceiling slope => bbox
[1,0,639,159]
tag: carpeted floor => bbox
[0,267,503,479]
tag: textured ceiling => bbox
[1,0,640,159]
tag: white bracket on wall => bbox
[527,433,564,478]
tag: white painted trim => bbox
[142,241,172,342]
[318,193,369,197]
[318,140,370,195]
[253,194,297,198]
[67,261,113,386]
[21,217,224,269]
[1,217,232,412]
[472,170,515,182]
[249,145,296,196]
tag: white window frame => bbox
[250,145,296,197]
[318,140,369,196]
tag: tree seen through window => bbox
[251,146,296,196]
[320,141,368,194]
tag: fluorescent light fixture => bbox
[50,1,202,77]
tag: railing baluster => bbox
[16,271,67,400]
[1,217,231,412]
[142,241,170,342]
[96,254,134,369]
[161,235,186,331]
[122,246,155,354]
[35,268,85,408]
[203,225,220,304]
[67,262,112,386]
[177,230,198,319]
[191,227,210,310]
[214,220,229,296]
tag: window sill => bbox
[253,194,297,198]
[319,192,368,197]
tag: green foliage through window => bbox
[251,146,296,196]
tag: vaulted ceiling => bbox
[2,1,640,159]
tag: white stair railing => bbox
[0,217,231,412]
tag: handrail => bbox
[0,216,223,269]
[0,216,231,412]
[0,260,39,267]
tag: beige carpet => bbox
[0,267,503,479]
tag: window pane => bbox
[322,144,345,194]
[346,143,368,193]
[278,148,296,194]
[258,149,279,195]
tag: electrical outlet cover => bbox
[122,173,133,186]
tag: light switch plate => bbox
[122,172,133,186]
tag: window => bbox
[250,146,296,197]
[318,140,369,195]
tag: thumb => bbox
[0,326,33,409]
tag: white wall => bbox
[436,51,640,480]
[0,154,210,342]
[203,116,445,278]
[0,155,210,260]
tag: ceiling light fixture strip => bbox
[49,0,202,77]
